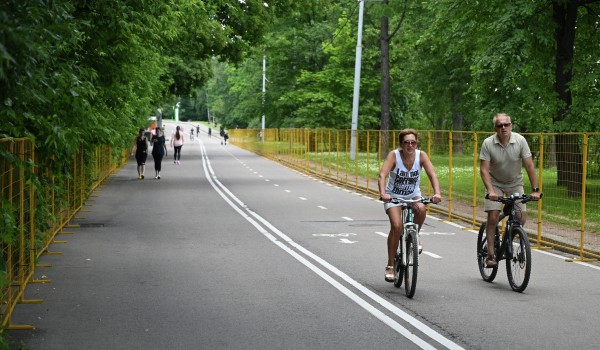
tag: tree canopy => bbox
[1,0,286,164]
[209,0,599,133]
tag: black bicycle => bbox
[477,193,541,292]
[390,197,433,298]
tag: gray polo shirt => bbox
[479,132,532,187]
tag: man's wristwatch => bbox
[532,187,540,192]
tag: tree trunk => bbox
[451,93,464,155]
[553,0,582,196]
[380,14,391,156]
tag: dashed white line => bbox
[318,205,328,210]
[423,252,442,259]
[342,217,353,221]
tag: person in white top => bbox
[171,126,184,164]
[378,129,442,283]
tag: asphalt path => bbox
[7,122,600,349]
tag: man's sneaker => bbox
[141,174,144,179]
[485,257,497,268]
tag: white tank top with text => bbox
[385,149,422,199]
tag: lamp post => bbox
[261,54,266,143]
[350,0,383,160]
[350,0,365,161]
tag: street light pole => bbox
[261,54,266,143]
[350,0,365,161]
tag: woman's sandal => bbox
[385,266,395,282]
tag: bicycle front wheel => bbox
[506,226,531,292]
[477,222,498,282]
[393,246,403,288]
[404,229,419,298]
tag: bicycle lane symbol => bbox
[312,233,358,244]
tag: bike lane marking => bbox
[200,141,464,350]
[374,231,447,258]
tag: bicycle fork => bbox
[403,223,419,266]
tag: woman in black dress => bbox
[133,128,148,179]
[151,128,167,179]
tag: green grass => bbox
[313,149,600,232]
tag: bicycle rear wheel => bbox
[404,229,419,298]
[506,226,531,292]
[477,222,498,282]
[393,247,403,288]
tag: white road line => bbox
[423,251,442,259]
[342,217,353,221]
[318,206,327,210]
[374,232,443,258]
[199,141,463,350]
[299,197,307,201]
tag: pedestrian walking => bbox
[151,127,167,179]
[131,128,149,179]
[171,125,184,164]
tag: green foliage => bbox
[205,0,599,133]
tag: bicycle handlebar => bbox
[387,197,434,205]
[485,192,543,204]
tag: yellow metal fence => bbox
[231,129,600,262]
[0,138,125,331]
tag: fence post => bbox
[468,133,479,230]
[567,133,596,262]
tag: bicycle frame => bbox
[389,197,432,265]
[478,192,540,292]
[389,197,433,297]
[495,195,525,262]
[401,206,419,266]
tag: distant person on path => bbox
[151,127,167,179]
[196,125,200,135]
[171,125,184,164]
[378,129,442,283]
[208,127,212,137]
[222,131,229,145]
[131,128,149,179]
[479,113,541,268]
